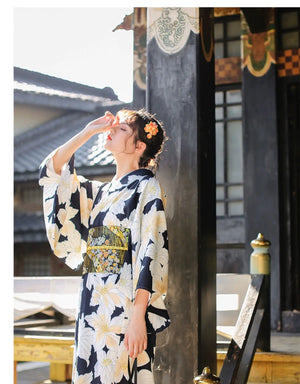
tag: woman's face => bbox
[104,111,137,156]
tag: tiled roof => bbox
[14,110,122,181]
[14,212,47,243]
[14,68,130,243]
[14,67,124,111]
[14,67,131,181]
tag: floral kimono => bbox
[39,150,170,384]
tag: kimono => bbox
[39,149,170,384]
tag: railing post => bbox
[250,233,271,275]
[194,367,221,383]
[250,233,271,351]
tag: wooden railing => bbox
[195,233,271,384]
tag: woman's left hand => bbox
[124,289,149,358]
[124,311,147,358]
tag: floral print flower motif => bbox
[76,316,94,364]
[90,277,123,313]
[118,262,134,302]
[95,349,117,384]
[72,370,93,384]
[115,347,130,382]
[144,121,159,139]
[85,311,121,351]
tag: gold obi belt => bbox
[83,226,131,274]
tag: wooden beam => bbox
[14,336,74,364]
[217,351,300,383]
[214,8,240,18]
[241,8,272,33]
[234,309,264,383]
[219,275,264,383]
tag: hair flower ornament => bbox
[144,121,159,139]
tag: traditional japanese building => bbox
[126,7,300,381]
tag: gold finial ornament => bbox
[193,367,221,384]
[251,232,271,248]
[250,233,271,275]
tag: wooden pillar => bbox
[241,9,281,330]
[147,8,216,383]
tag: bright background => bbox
[5,7,133,373]
[14,7,134,102]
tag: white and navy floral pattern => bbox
[39,149,170,384]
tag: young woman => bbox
[39,109,170,384]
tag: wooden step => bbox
[217,351,300,383]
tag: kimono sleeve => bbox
[133,177,170,333]
[39,148,102,270]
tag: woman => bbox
[39,109,170,384]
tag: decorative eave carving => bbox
[214,8,240,18]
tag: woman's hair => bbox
[120,108,167,170]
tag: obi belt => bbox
[82,226,131,274]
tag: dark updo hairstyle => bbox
[121,108,166,170]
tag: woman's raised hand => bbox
[52,111,119,174]
[84,111,116,136]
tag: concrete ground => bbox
[16,362,54,384]
[270,331,300,354]
[16,332,300,384]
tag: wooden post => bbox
[50,362,72,381]
[147,7,216,382]
[250,233,271,351]
[241,8,281,331]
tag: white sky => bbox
[14,7,134,102]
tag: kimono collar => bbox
[110,168,154,189]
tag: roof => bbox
[14,212,47,243]
[14,67,131,181]
[14,68,131,242]
[14,110,122,181]
[14,67,124,111]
